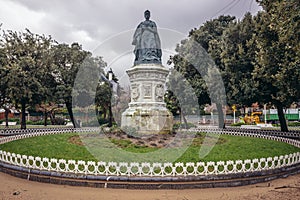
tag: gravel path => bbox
[0,172,299,200]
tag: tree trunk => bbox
[95,107,99,116]
[103,107,107,120]
[50,108,57,125]
[182,114,188,129]
[4,107,9,128]
[21,100,26,129]
[276,103,288,132]
[66,101,79,128]
[216,103,225,129]
[49,112,55,125]
[108,103,113,127]
[44,110,48,126]
[180,108,188,129]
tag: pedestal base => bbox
[121,107,173,135]
[121,63,173,135]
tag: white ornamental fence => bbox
[0,128,300,177]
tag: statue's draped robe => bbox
[132,20,162,65]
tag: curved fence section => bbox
[0,127,300,177]
[0,150,299,177]
[0,127,99,136]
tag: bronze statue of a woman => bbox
[132,10,162,65]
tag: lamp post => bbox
[264,104,267,125]
[108,69,113,127]
[232,105,236,124]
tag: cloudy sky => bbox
[0,0,261,82]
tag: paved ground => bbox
[0,172,300,200]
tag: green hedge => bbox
[0,118,19,124]
[230,122,246,127]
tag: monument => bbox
[121,10,173,135]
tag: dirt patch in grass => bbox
[68,135,84,146]
[103,131,227,149]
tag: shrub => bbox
[0,118,19,124]
[52,117,66,125]
[230,122,246,127]
[272,121,300,127]
[26,120,51,125]
[288,121,300,127]
[173,122,196,130]
[98,118,109,125]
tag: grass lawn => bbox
[0,132,299,163]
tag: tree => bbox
[250,0,300,131]
[220,13,258,108]
[166,68,199,127]
[95,70,119,127]
[1,29,54,129]
[169,15,235,128]
[72,55,106,127]
[35,102,58,126]
[164,90,180,116]
[51,43,90,128]
[0,38,12,128]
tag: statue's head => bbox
[144,10,150,20]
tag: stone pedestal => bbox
[121,64,173,135]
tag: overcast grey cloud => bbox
[0,0,261,83]
[0,0,260,50]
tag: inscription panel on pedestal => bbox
[155,84,164,102]
[131,84,140,102]
[143,84,152,99]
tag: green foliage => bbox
[173,122,196,130]
[273,121,300,127]
[1,29,55,129]
[52,117,67,125]
[230,122,246,127]
[51,43,93,128]
[169,15,235,128]
[250,0,300,131]
[288,122,300,127]
[0,118,19,124]
[164,90,180,116]
[220,13,257,106]
[26,120,51,125]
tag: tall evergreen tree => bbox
[221,13,257,107]
[251,0,300,131]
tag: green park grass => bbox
[0,132,299,163]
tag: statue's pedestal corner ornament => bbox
[121,10,173,135]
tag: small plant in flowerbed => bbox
[100,125,177,149]
[26,120,51,125]
[173,122,196,130]
[272,121,300,127]
[230,122,246,127]
[288,121,300,127]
